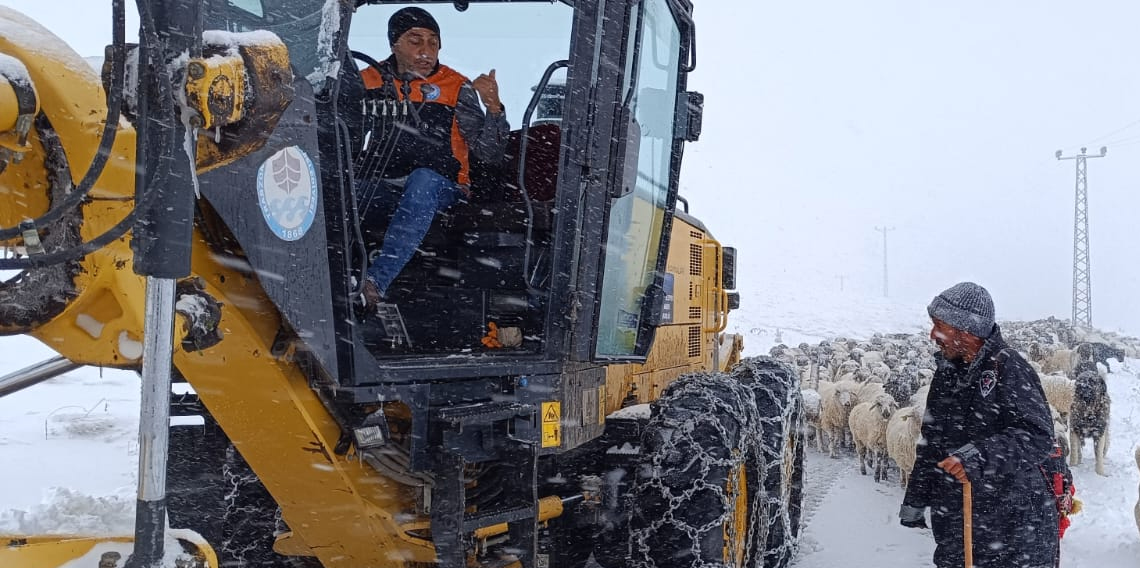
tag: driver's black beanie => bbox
[388,7,441,46]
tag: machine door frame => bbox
[565,0,694,364]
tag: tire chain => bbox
[733,357,804,568]
[628,371,768,568]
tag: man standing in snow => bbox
[899,282,1059,567]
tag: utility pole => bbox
[836,275,845,292]
[874,226,894,297]
[1055,146,1106,328]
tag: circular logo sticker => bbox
[423,83,441,101]
[257,146,318,241]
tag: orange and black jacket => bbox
[360,56,508,186]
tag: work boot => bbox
[357,279,412,349]
[361,278,383,309]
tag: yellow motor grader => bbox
[0,1,803,567]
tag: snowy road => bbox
[792,450,934,567]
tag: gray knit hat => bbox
[927,282,995,338]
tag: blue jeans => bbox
[357,168,461,297]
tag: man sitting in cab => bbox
[355,7,509,310]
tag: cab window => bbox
[595,0,682,357]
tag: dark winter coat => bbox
[903,325,1059,568]
[360,57,509,186]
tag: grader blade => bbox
[0,533,218,568]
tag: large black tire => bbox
[731,358,805,568]
[628,372,767,568]
[544,500,594,568]
[541,415,640,568]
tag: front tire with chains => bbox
[628,372,767,568]
[732,358,805,568]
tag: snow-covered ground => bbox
[3,277,1140,566]
[0,334,139,533]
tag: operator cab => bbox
[198,0,699,385]
[341,2,574,357]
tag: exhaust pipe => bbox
[0,356,81,398]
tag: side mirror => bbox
[675,90,703,142]
[721,246,737,291]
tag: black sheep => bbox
[1088,341,1125,373]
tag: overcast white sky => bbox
[5,0,1140,335]
[682,1,1140,335]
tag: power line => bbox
[1085,117,1140,146]
[1055,146,1107,328]
[1098,133,1140,147]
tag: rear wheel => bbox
[628,372,766,568]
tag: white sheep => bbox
[1040,374,1075,423]
[1134,446,1140,538]
[910,384,930,408]
[917,368,934,385]
[828,349,851,375]
[1050,404,1069,458]
[797,364,814,391]
[819,379,861,458]
[848,393,899,482]
[801,388,823,452]
[856,381,886,406]
[833,359,861,381]
[860,350,885,371]
[1042,348,1074,377]
[868,361,891,383]
[886,403,925,489]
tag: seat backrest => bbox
[510,122,562,203]
[469,122,562,204]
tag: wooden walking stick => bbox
[963,481,973,568]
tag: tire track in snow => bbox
[791,448,856,566]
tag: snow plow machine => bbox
[0,1,803,567]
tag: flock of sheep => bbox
[776,330,934,488]
[770,318,1140,536]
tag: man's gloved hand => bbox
[899,504,928,529]
[937,455,969,484]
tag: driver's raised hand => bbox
[472,69,503,115]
